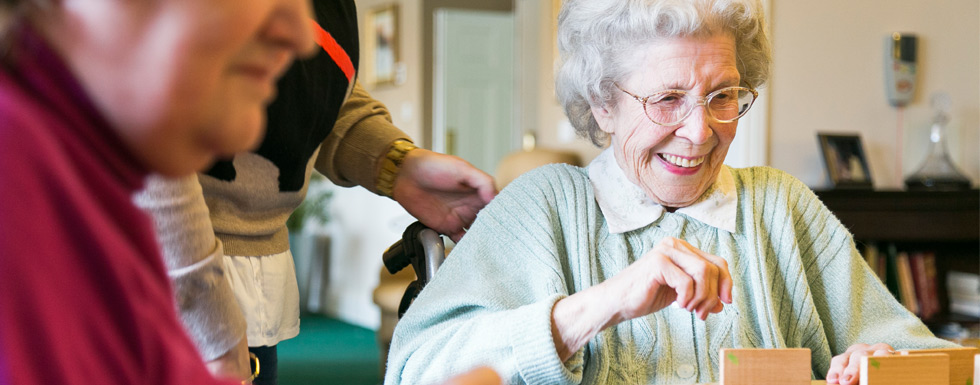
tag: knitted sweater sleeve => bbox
[385,165,594,385]
[757,168,957,374]
[314,81,411,195]
[132,174,247,361]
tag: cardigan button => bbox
[676,363,695,379]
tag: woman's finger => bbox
[701,253,733,304]
[826,352,850,384]
[839,349,869,385]
[656,237,726,317]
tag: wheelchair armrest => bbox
[382,221,446,317]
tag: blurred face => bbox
[42,0,315,176]
[592,34,739,208]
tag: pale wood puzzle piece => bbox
[974,354,979,385]
[900,347,979,385]
[860,353,948,385]
[719,348,811,385]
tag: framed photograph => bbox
[817,133,873,189]
[367,4,399,87]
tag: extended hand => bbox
[551,237,732,361]
[391,148,497,242]
[826,343,897,385]
[612,237,733,321]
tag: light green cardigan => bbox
[385,165,954,385]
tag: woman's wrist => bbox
[551,286,619,361]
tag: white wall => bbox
[769,0,979,189]
[517,0,603,162]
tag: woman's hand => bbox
[826,343,897,385]
[611,237,733,321]
[551,237,732,361]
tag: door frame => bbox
[421,0,512,149]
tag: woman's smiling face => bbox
[593,33,740,208]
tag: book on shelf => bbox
[860,243,886,283]
[948,298,980,318]
[947,270,980,318]
[908,252,940,320]
[895,251,919,315]
[948,271,980,294]
[921,252,940,320]
[884,244,902,302]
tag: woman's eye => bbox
[649,93,684,105]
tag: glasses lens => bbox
[708,87,755,122]
[644,91,689,125]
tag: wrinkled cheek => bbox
[623,151,660,186]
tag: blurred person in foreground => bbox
[0,0,314,383]
[385,0,957,384]
[132,1,496,384]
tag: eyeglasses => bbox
[615,83,759,127]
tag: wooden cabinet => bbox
[813,189,979,326]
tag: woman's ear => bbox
[591,104,616,134]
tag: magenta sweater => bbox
[0,24,237,385]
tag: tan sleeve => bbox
[315,81,411,195]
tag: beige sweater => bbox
[133,81,408,360]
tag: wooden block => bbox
[974,354,979,385]
[901,347,979,385]
[719,348,811,385]
[860,353,949,385]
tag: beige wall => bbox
[355,0,424,142]
[769,0,979,189]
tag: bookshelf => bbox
[813,189,980,329]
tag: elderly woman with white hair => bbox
[385,0,956,384]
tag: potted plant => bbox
[287,172,334,313]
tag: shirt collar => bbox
[587,148,737,234]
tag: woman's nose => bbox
[294,0,316,56]
[673,104,713,144]
[267,0,316,57]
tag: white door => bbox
[434,9,517,174]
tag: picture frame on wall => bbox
[367,4,399,87]
[817,133,873,189]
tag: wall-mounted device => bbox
[884,33,918,107]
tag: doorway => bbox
[433,9,517,174]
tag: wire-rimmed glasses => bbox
[615,83,759,127]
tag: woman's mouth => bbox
[659,153,705,168]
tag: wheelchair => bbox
[382,221,447,318]
[374,222,446,375]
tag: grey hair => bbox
[555,0,772,146]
